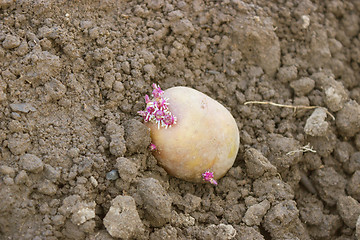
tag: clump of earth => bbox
[1,0,360,239]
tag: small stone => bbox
[298,195,324,225]
[106,122,126,157]
[89,176,98,187]
[9,103,37,113]
[290,77,315,96]
[71,202,96,225]
[325,85,348,112]
[45,79,67,101]
[15,41,29,56]
[183,193,202,213]
[146,0,164,10]
[311,167,346,206]
[171,211,195,227]
[236,226,265,240]
[113,81,124,92]
[308,214,341,239]
[243,200,271,226]
[149,225,177,240]
[14,170,29,185]
[20,154,44,173]
[44,164,60,181]
[103,195,144,239]
[334,141,354,164]
[347,171,360,201]
[244,148,277,179]
[312,73,348,112]
[51,215,65,226]
[300,15,310,29]
[7,133,31,155]
[253,177,294,201]
[277,65,298,83]
[0,165,15,177]
[205,224,237,240]
[63,220,85,240]
[143,64,156,78]
[336,100,360,137]
[37,180,58,195]
[68,147,80,158]
[345,152,360,174]
[3,176,14,185]
[171,19,194,37]
[138,178,172,227]
[79,220,95,233]
[103,72,115,89]
[115,157,138,182]
[263,200,309,239]
[337,195,360,228]
[106,170,119,181]
[2,34,21,49]
[304,108,329,136]
[123,119,151,155]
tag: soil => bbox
[1,0,360,239]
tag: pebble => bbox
[37,180,58,196]
[205,224,237,240]
[0,165,15,177]
[304,108,329,137]
[243,200,271,226]
[137,178,172,227]
[20,153,44,173]
[3,176,14,185]
[7,133,31,155]
[277,65,298,83]
[263,200,309,239]
[337,195,360,228]
[115,157,138,182]
[347,171,360,201]
[103,195,144,239]
[123,119,151,155]
[44,164,61,181]
[336,100,360,137]
[106,170,119,180]
[9,103,37,113]
[170,19,194,37]
[89,176,98,187]
[244,148,277,179]
[71,203,96,225]
[290,77,315,96]
[14,170,29,185]
[311,167,346,206]
[2,34,21,49]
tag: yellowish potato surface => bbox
[146,86,240,182]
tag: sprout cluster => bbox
[202,171,218,185]
[138,83,177,129]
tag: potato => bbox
[140,85,239,183]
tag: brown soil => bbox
[1,0,360,239]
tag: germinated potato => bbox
[146,86,239,183]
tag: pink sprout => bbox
[149,143,156,151]
[138,83,177,129]
[163,114,175,126]
[152,83,164,98]
[154,109,165,121]
[202,171,218,185]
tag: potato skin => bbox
[146,86,239,182]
